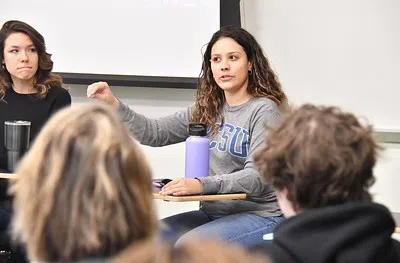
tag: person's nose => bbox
[220,59,230,71]
[19,51,29,63]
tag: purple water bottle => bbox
[185,123,209,178]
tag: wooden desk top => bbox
[0,173,15,179]
[1,173,247,202]
[153,193,246,202]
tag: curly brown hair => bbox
[191,26,287,133]
[0,20,63,99]
[255,104,380,209]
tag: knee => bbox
[175,229,223,248]
[175,231,192,247]
[159,221,178,243]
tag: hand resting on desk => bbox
[152,178,172,192]
[158,178,203,196]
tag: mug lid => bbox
[4,120,31,126]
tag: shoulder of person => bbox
[47,86,71,100]
[249,97,279,112]
[48,86,69,94]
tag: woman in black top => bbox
[0,20,71,171]
[0,21,71,256]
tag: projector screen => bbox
[1,0,220,79]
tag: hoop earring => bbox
[1,64,5,70]
[248,68,252,75]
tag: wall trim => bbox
[374,130,400,144]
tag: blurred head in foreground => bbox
[11,103,157,261]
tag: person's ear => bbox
[247,63,253,75]
[277,188,298,217]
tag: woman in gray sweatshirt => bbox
[87,26,287,248]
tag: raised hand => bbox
[87,81,120,108]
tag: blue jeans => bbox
[159,210,284,248]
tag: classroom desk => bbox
[0,172,398,233]
[0,173,14,179]
[153,192,247,202]
[1,173,247,202]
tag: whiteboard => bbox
[1,0,220,78]
[243,0,400,130]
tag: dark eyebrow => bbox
[8,44,35,49]
[211,51,242,56]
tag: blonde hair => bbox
[10,103,157,261]
[112,238,272,263]
[172,239,272,263]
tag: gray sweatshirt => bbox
[118,97,281,217]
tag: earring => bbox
[248,68,253,75]
[1,64,4,70]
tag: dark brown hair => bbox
[0,20,63,99]
[255,104,379,209]
[191,26,287,133]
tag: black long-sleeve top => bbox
[0,86,71,170]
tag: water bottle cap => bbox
[188,123,207,136]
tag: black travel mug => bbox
[4,120,31,172]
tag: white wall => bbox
[371,143,400,212]
[242,0,400,212]
[69,84,199,219]
[242,0,400,130]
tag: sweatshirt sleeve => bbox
[117,101,191,146]
[198,106,280,197]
